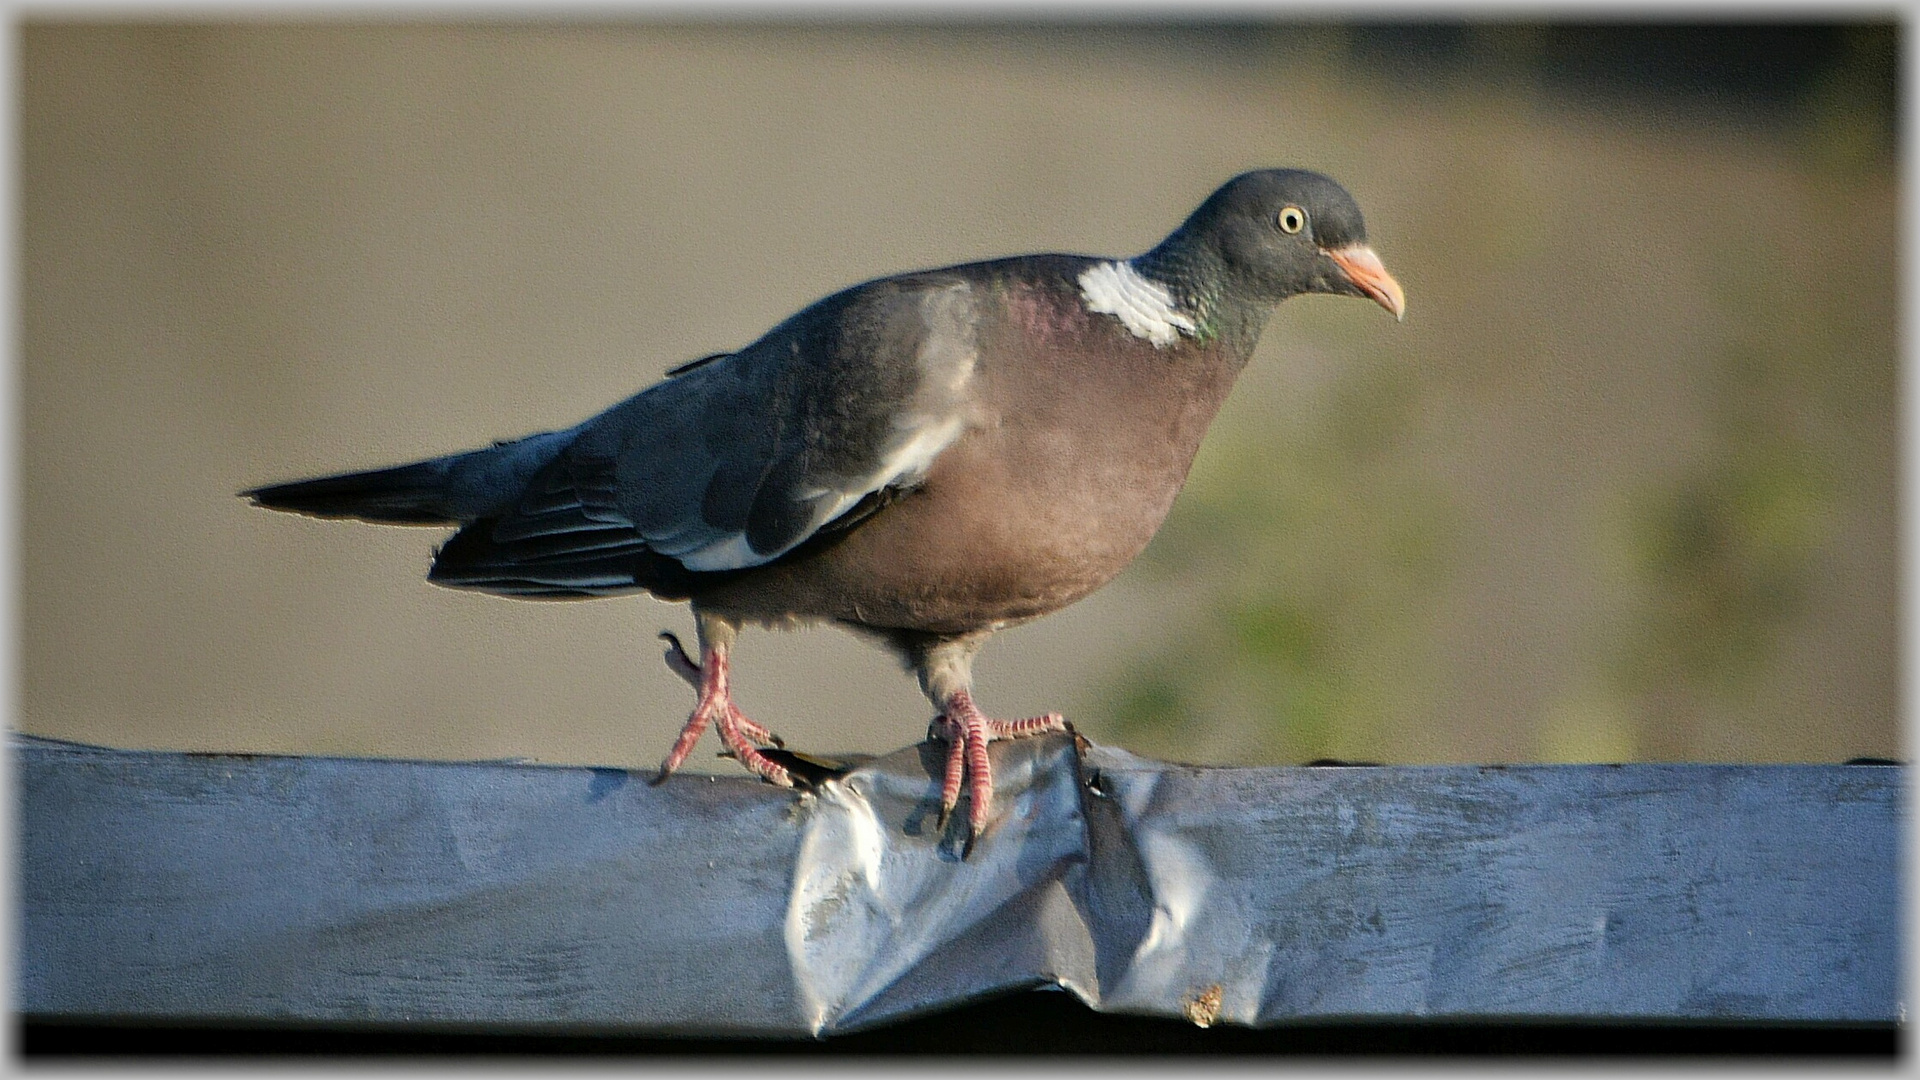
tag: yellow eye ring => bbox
[1277,206,1306,234]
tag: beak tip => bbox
[1326,243,1406,325]
[1381,283,1407,323]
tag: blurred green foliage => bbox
[1103,343,1454,765]
[1614,384,1831,696]
[1792,24,1899,172]
[1602,229,1884,753]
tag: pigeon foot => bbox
[932,689,1069,857]
[654,631,792,788]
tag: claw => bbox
[659,631,701,688]
[935,713,965,836]
[761,747,856,789]
[928,693,1069,860]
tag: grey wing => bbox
[427,276,980,596]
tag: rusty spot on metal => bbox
[1183,984,1223,1028]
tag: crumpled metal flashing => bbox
[17,734,1900,1034]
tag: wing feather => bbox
[429,274,981,594]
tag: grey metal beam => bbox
[16,735,1900,1035]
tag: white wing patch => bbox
[674,282,979,573]
[1077,260,1197,347]
[674,532,762,573]
[674,414,967,572]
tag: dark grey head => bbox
[1142,168,1405,319]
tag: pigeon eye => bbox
[1277,206,1306,234]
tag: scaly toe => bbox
[936,723,965,829]
[718,718,795,788]
[986,712,1070,740]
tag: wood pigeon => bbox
[246,168,1406,855]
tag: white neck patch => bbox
[1077,260,1198,347]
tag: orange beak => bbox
[1325,244,1406,321]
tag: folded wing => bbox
[428,276,981,598]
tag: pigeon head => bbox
[1142,169,1406,321]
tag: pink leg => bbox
[653,632,792,788]
[659,633,783,748]
[932,688,1069,856]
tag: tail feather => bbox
[243,429,576,527]
[243,459,461,524]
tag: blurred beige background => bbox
[21,24,1897,769]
